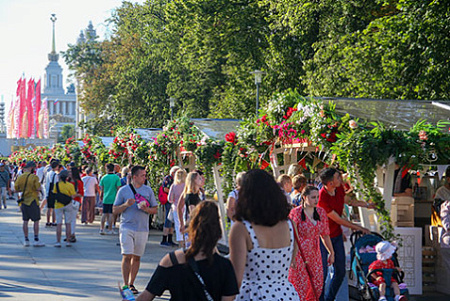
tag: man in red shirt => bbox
[318,168,374,301]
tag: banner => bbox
[35,79,41,137]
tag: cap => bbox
[0,163,5,167]
[25,161,36,169]
[375,241,396,261]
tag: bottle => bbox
[121,285,136,301]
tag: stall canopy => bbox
[190,118,241,140]
[321,97,450,131]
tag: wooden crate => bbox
[422,247,436,291]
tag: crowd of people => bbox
[4,156,449,301]
[137,167,378,301]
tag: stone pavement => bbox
[0,198,170,300]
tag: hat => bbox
[25,161,36,169]
[59,170,69,178]
[0,163,4,167]
[375,241,396,261]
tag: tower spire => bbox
[48,14,59,62]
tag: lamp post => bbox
[250,70,265,116]
[169,97,176,120]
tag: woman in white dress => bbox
[229,169,301,301]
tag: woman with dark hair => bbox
[289,186,334,300]
[229,169,299,301]
[68,167,84,242]
[136,201,239,301]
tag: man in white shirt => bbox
[41,161,60,227]
[81,167,99,224]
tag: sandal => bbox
[129,284,139,295]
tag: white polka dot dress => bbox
[236,220,301,301]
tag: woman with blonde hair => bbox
[177,171,202,243]
[168,168,187,247]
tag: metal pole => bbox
[256,83,260,116]
[171,107,174,120]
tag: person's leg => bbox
[71,202,79,236]
[81,197,88,223]
[1,187,7,208]
[56,224,62,242]
[107,213,114,232]
[88,197,96,223]
[33,220,39,237]
[65,223,72,243]
[325,235,346,301]
[23,220,29,239]
[161,202,171,244]
[121,254,133,286]
[392,282,400,296]
[55,208,63,243]
[129,255,141,286]
[319,240,329,301]
[100,212,106,232]
[379,282,386,297]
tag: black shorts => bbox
[21,200,41,222]
[103,203,113,214]
[47,196,55,209]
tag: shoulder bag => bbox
[17,174,31,205]
[55,182,72,206]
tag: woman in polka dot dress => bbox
[288,186,334,301]
[229,169,300,301]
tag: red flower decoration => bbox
[225,132,237,145]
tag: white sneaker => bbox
[66,242,72,247]
[106,230,113,235]
[33,241,45,247]
[24,240,30,247]
[54,242,61,248]
[99,229,105,235]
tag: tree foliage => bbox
[64,0,449,133]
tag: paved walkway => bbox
[0,198,170,300]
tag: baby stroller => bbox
[350,231,409,301]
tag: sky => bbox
[0,0,145,109]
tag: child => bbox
[277,174,293,204]
[368,241,407,301]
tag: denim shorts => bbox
[163,202,174,228]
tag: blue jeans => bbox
[163,202,173,228]
[320,234,346,301]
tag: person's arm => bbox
[229,222,248,288]
[226,196,236,221]
[290,219,299,268]
[320,234,335,266]
[344,194,376,209]
[99,185,104,200]
[393,188,412,197]
[177,194,185,232]
[113,198,135,215]
[327,210,370,234]
[141,204,158,215]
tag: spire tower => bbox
[48,14,59,62]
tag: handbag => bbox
[55,182,72,206]
[291,218,319,301]
[17,174,31,205]
[167,207,174,222]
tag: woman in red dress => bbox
[289,186,334,300]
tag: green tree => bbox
[58,124,75,143]
[303,0,450,100]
